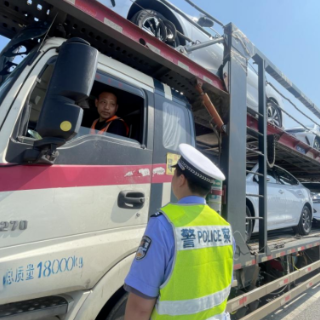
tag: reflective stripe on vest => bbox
[90,115,129,136]
[155,285,231,316]
[151,203,233,320]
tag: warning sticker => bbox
[166,153,181,175]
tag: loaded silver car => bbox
[246,164,313,240]
[286,124,320,151]
[301,182,320,223]
[100,0,285,127]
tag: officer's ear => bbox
[178,173,188,188]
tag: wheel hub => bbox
[302,209,311,232]
[267,104,281,127]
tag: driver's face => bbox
[95,92,118,120]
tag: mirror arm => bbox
[185,37,224,53]
[23,137,65,164]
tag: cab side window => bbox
[78,72,145,144]
[162,101,189,150]
[22,65,145,145]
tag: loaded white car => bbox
[102,0,285,127]
[286,124,320,151]
[301,182,320,223]
[246,164,313,240]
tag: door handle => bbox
[118,191,145,209]
[279,190,284,194]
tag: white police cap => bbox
[175,144,225,182]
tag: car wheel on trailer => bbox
[293,205,312,235]
[246,205,253,241]
[105,293,128,320]
[267,100,282,127]
[313,136,320,151]
[130,10,179,47]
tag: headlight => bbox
[312,192,320,203]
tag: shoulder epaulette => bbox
[151,212,163,218]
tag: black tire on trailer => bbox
[293,205,312,236]
[313,136,320,151]
[130,9,179,47]
[246,205,253,241]
[162,18,179,46]
[267,134,276,168]
[267,100,282,128]
[105,293,128,320]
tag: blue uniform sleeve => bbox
[125,214,174,298]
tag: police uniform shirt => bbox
[124,196,235,305]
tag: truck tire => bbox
[246,205,253,241]
[293,205,312,236]
[267,100,282,127]
[105,293,128,320]
[267,135,276,168]
[130,10,179,47]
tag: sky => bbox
[0,0,319,128]
[170,0,320,128]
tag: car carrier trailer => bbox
[0,1,320,319]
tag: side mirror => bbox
[36,37,98,143]
[24,37,98,164]
[198,16,214,28]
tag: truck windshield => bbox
[0,45,39,106]
[0,21,49,105]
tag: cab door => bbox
[0,48,155,303]
[149,82,195,213]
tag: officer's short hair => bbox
[175,166,211,197]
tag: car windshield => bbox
[246,163,256,175]
[305,124,316,129]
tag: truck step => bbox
[0,296,69,320]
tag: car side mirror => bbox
[31,38,98,163]
[197,16,214,28]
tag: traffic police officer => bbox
[124,143,234,320]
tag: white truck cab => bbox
[0,33,194,319]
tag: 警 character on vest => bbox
[90,91,129,137]
[124,143,234,320]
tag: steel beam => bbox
[227,259,320,313]
[238,268,320,320]
[254,55,268,253]
[221,23,251,262]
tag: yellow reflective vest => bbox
[151,203,233,320]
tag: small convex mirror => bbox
[197,16,214,28]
